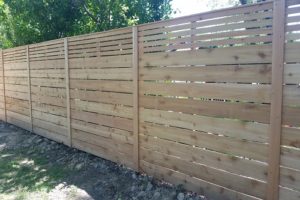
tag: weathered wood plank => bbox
[64,38,72,147]
[140,132,267,181]
[141,148,266,198]
[72,100,133,119]
[70,80,132,93]
[140,82,271,103]
[71,109,133,132]
[140,161,260,200]
[140,95,270,124]
[132,26,140,171]
[139,45,272,66]
[70,89,133,106]
[139,123,268,161]
[140,64,272,83]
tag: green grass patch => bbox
[0,148,70,194]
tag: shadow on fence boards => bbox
[0,0,300,199]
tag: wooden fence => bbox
[0,0,299,199]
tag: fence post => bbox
[64,38,72,147]
[267,0,286,199]
[132,26,139,171]
[26,45,33,132]
[0,49,6,123]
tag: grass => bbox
[0,147,71,199]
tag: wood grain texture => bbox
[26,46,33,132]
[0,49,7,122]
[132,26,139,171]
[64,38,72,147]
[1,1,297,200]
[267,0,286,200]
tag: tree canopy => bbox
[0,0,172,48]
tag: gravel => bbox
[0,121,207,200]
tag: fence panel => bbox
[68,28,135,168]
[29,39,69,145]
[3,46,31,130]
[0,50,5,121]
[138,2,273,200]
[279,1,300,199]
[0,1,299,199]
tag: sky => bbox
[171,0,241,18]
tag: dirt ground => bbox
[0,121,206,200]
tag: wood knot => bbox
[258,52,266,59]
[233,55,239,61]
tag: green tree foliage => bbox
[0,0,172,48]
[74,0,172,33]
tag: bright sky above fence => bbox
[171,0,241,17]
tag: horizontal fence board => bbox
[279,187,300,200]
[70,89,133,106]
[140,82,271,103]
[140,107,269,142]
[32,110,67,127]
[31,86,66,97]
[6,110,30,124]
[71,110,133,132]
[69,55,132,69]
[140,130,267,181]
[141,147,266,198]
[33,118,68,136]
[29,60,65,69]
[71,100,133,119]
[281,147,300,171]
[140,64,272,83]
[70,80,133,93]
[139,123,268,162]
[30,78,65,88]
[139,45,272,66]
[70,68,132,80]
[72,138,134,169]
[140,161,261,200]
[72,129,133,155]
[282,127,300,148]
[32,102,67,117]
[140,95,270,123]
[6,116,32,131]
[33,126,68,144]
[71,120,133,144]
[280,166,300,192]
[32,94,66,107]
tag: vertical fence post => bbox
[0,49,6,123]
[26,45,33,132]
[64,38,72,147]
[267,0,286,199]
[132,26,139,171]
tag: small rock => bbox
[36,138,43,144]
[92,162,99,168]
[131,186,136,192]
[177,193,185,200]
[132,173,137,179]
[153,191,161,199]
[170,191,177,198]
[137,191,146,197]
[146,182,153,191]
[75,163,84,170]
